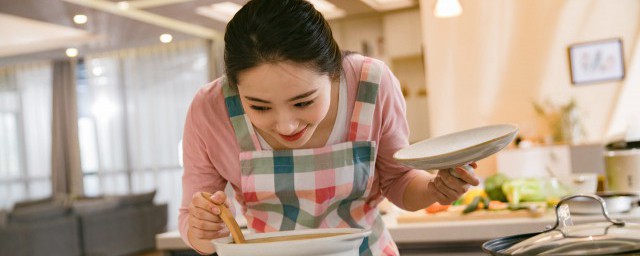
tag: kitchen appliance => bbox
[605,140,640,194]
[483,194,640,255]
[564,192,639,214]
[211,228,370,256]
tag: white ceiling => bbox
[0,0,415,65]
[0,13,97,58]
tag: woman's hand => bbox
[187,191,231,253]
[428,162,480,205]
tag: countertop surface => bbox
[156,206,640,250]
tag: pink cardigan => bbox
[179,54,421,248]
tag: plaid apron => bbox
[223,57,399,256]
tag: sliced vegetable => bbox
[482,196,491,210]
[425,202,450,214]
[462,196,482,214]
[488,200,508,210]
[461,188,487,205]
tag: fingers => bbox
[428,177,459,204]
[188,191,231,239]
[211,190,230,208]
[189,225,230,239]
[450,165,480,186]
[430,164,480,204]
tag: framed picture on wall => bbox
[568,38,625,85]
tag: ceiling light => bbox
[159,33,173,43]
[92,67,103,76]
[360,0,415,11]
[73,14,87,24]
[307,0,346,20]
[196,1,242,23]
[434,0,462,18]
[66,48,78,58]
[117,1,130,10]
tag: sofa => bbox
[0,191,167,256]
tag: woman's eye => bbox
[250,106,270,111]
[295,101,314,108]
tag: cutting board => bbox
[397,204,547,223]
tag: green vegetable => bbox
[463,196,481,214]
[501,178,547,204]
[484,173,510,202]
[482,196,490,210]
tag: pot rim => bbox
[604,148,640,156]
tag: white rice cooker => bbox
[605,140,640,194]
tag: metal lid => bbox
[501,194,640,255]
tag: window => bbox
[0,63,52,209]
[77,40,210,228]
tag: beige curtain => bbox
[51,59,83,196]
[207,39,225,82]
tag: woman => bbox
[179,0,479,255]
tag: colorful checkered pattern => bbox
[223,57,398,255]
[349,58,381,142]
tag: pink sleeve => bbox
[178,87,229,252]
[374,61,422,210]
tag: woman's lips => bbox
[280,127,307,142]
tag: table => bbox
[156,207,640,255]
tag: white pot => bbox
[212,228,370,256]
[605,149,640,194]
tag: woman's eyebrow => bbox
[287,89,317,102]
[244,89,317,103]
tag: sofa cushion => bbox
[72,197,120,215]
[117,190,156,207]
[9,202,70,223]
[12,197,55,210]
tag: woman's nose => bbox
[275,114,299,135]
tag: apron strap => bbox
[222,77,261,151]
[348,57,383,141]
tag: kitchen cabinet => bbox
[382,9,423,58]
[496,144,605,179]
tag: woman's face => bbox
[236,61,332,149]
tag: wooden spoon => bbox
[201,192,352,244]
[201,192,246,244]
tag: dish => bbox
[212,228,370,256]
[394,124,519,170]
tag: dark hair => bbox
[224,0,342,86]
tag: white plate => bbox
[212,228,370,256]
[393,124,519,170]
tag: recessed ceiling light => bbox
[434,0,462,18]
[117,1,130,10]
[307,0,346,20]
[73,14,87,24]
[66,48,78,58]
[360,0,416,11]
[159,33,173,43]
[196,1,242,23]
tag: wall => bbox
[330,15,385,60]
[330,12,431,142]
[419,0,639,142]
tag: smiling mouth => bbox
[279,126,308,142]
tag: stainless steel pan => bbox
[483,194,640,255]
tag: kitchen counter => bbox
[156,207,640,255]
